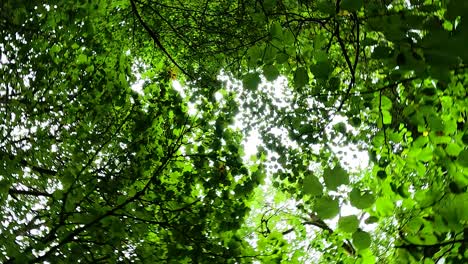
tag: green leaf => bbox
[446,143,462,156]
[263,45,277,64]
[328,76,340,91]
[372,45,393,59]
[294,67,309,89]
[365,216,379,224]
[4,1,467,261]
[263,0,277,10]
[247,46,262,67]
[310,60,331,80]
[427,116,444,131]
[436,193,468,229]
[50,44,61,54]
[314,50,328,62]
[263,64,280,82]
[421,88,437,96]
[417,146,433,162]
[315,196,339,219]
[377,170,387,179]
[462,132,468,145]
[275,53,289,64]
[52,190,64,200]
[323,165,349,190]
[242,72,261,91]
[62,173,75,189]
[341,0,363,11]
[382,110,392,125]
[0,180,11,195]
[76,53,88,64]
[85,65,94,73]
[338,215,360,233]
[350,117,361,127]
[270,22,282,39]
[303,174,323,197]
[349,188,375,209]
[457,150,468,167]
[380,96,392,110]
[375,197,395,217]
[352,230,371,250]
[333,122,347,134]
[283,29,295,45]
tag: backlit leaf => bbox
[376,197,395,217]
[294,67,309,89]
[303,174,323,197]
[315,196,340,219]
[242,72,261,91]
[352,230,371,250]
[263,64,280,81]
[338,215,359,233]
[323,165,349,190]
[270,22,282,39]
[350,189,375,209]
[457,150,468,167]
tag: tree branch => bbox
[130,0,193,79]
[336,14,358,112]
[282,214,356,256]
[395,239,464,249]
[8,188,53,198]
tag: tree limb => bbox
[395,239,464,249]
[130,0,193,79]
[8,188,53,197]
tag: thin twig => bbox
[130,0,193,79]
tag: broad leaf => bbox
[294,67,309,89]
[349,188,375,209]
[457,150,468,167]
[310,60,331,80]
[323,165,349,190]
[263,64,280,82]
[352,230,371,250]
[242,72,261,91]
[338,215,360,233]
[315,196,339,219]
[303,174,323,197]
[375,197,395,217]
[270,22,282,39]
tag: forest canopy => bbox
[1,0,467,263]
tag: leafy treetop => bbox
[1,0,467,263]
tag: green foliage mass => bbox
[1,0,467,263]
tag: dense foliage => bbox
[1,0,467,263]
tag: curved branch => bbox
[8,188,52,198]
[395,239,464,249]
[281,214,356,256]
[130,0,193,79]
